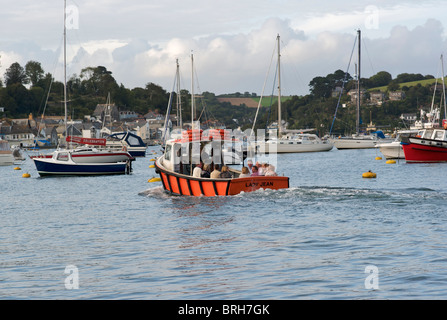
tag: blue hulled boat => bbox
[33,149,132,177]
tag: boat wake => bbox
[235,185,447,202]
[138,186,170,198]
[138,184,447,206]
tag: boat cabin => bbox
[415,129,447,141]
[162,129,238,174]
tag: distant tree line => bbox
[0,60,443,134]
[281,69,441,135]
[0,61,172,119]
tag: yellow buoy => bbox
[386,160,396,164]
[148,177,161,183]
[150,159,156,161]
[362,171,377,179]
[22,173,31,178]
[375,156,382,160]
[149,164,155,168]
[14,167,21,170]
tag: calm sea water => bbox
[1,146,447,300]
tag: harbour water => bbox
[1,146,447,300]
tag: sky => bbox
[1,0,447,97]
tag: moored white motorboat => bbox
[106,132,147,157]
[376,130,417,159]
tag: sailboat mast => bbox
[441,54,447,120]
[277,34,282,137]
[176,59,183,129]
[356,29,361,136]
[63,0,68,144]
[191,52,195,131]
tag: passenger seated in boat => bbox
[238,167,251,178]
[210,164,221,179]
[264,164,278,176]
[258,163,267,176]
[219,165,233,179]
[192,162,203,177]
[251,165,260,176]
[201,164,211,178]
[247,160,253,172]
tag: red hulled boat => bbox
[402,126,447,162]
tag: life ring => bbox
[122,146,127,152]
[444,122,447,130]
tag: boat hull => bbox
[154,160,289,196]
[31,151,133,163]
[330,138,377,149]
[257,142,333,153]
[402,138,447,162]
[33,158,129,176]
[127,149,147,157]
[376,142,405,159]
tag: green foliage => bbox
[309,69,353,98]
[4,62,29,86]
[25,61,45,88]
[369,71,392,87]
[0,60,444,136]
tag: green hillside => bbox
[252,96,293,107]
[369,77,447,92]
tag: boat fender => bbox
[362,171,377,179]
[126,160,132,174]
[386,160,396,164]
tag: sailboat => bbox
[330,30,385,150]
[32,1,132,176]
[153,54,289,196]
[255,35,333,154]
[401,54,447,162]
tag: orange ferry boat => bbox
[154,129,289,196]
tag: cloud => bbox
[2,1,447,97]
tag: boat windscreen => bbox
[125,134,145,147]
